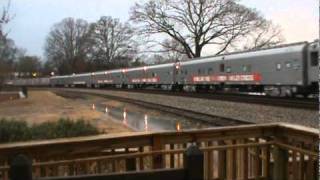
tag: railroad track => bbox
[36,86,318,110]
[96,88,318,110]
[52,88,251,127]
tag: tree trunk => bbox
[195,44,202,58]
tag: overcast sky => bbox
[1,0,318,57]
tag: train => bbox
[7,41,319,97]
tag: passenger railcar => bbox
[174,41,318,96]
[8,41,319,97]
[6,77,50,87]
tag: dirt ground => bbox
[0,90,132,134]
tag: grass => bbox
[0,118,100,143]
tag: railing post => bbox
[152,135,163,169]
[125,148,136,171]
[218,141,227,179]
[126,157,136,171]
[272,146,288,180]
[9,154,32,180]
[184,145,204,180]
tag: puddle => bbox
[95,103,212,132]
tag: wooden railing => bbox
[0,123,318,180]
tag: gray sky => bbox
[2,0,319,57]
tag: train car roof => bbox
[95,69,122,75]
[51,73,91,79]
[50,75,70,79]
[72,73,92,77]
[181,42,308,66]
[127,63,174,72]
[94,62,174,74]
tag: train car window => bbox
[293,63,300,70]
[152,72,156,77]
[220,64,225,72]
[226,66,231,73]
[198,69,201,75]
[185,70,188,75]
[242,65,247,72]
[311,52,319,66]
[276,63,282,71]
[247,65,252,72]
[285,62,291,68]
[208,68,213,74]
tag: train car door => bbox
[173,62,180,84]
[308,46,319,86]
[121,69,128,87]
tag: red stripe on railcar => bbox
[192,73,262,83]
[130,77,160,83]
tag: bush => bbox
[0,119,31,142]
[0,118,100,143]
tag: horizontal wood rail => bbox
[0,123,318,180]
[38,168,187,180]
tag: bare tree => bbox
[41,60,57,76]
[90,16,137,70]
[0,0,12,39]
[131,0,283,58]
[160,38,188,62]
[0,0,14,89]
[16,56,42,78]
[222,21,284,53]
[242,21,284,50]
[0,38,17,87]
[147,38,189,64]
[45,18,94,75]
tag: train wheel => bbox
[178,85,184,92]
[171,85,176,92]
[195,85,200,93]
[265,86,283,97]
[284,89,293,97]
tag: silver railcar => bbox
[10,41,319,97]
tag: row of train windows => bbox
[276,62,294,70]
[277,52,317,69]
[198,65,252,74]
[276,61,302,71]
[219,65,251,73]
[276,52,318,69]
[121,72,158,78]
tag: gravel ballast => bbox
[59,89,318,128]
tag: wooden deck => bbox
[0,123,318,180]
